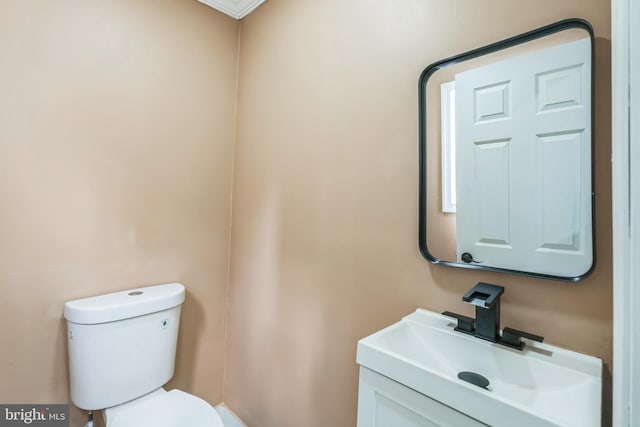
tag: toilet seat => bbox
[106,388,224,427]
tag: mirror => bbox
[418,19,594,281]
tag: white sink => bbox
[356,309,602,427]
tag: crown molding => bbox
[198,0,266,20]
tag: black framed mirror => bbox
[418,19,595,281]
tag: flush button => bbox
[128,291,143,296]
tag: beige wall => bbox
[226,1,611,427]
[0,1,613,427]
[0,1,238,426]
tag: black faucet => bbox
[462,282,503,342]
[443,282,544,350]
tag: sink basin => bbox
[356,309,602,427]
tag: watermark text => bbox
[0,405,68,427]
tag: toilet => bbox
[64,283,224,427]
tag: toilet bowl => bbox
[104,388,223,427]
[64,283,223,427]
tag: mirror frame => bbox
[418,18,595,282]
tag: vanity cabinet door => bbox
[357,367,488,427]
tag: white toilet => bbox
[64,283,224,427]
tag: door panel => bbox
[473,138,511,247]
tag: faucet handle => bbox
[500,327,544,350]
[442,311,475,334]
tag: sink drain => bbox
[458,371,490,390]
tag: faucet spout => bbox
[463,282,504,342]
[462,282,504,309]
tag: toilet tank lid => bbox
[64,283,186,325]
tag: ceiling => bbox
[198,0,267,19]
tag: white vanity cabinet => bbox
[357,367,488,427]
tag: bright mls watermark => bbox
[0,405,68,427]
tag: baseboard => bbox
[215,404,247,427]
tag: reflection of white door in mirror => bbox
[454,37,591,277]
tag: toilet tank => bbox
[64,283,186,410]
